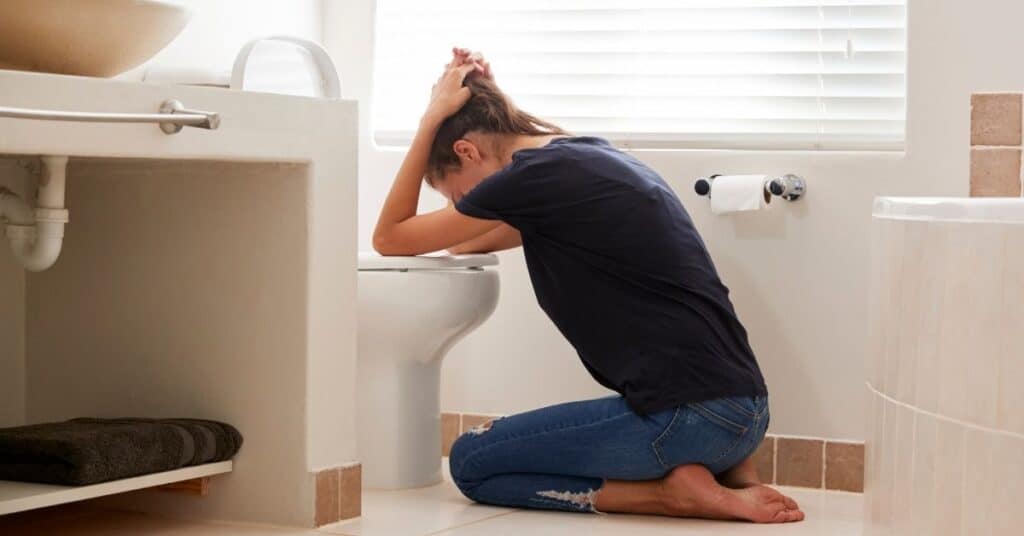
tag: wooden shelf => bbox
[0,461,232,515]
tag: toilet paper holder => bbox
[694,174,806,202]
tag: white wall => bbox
[0,161,28,428]
[131,0,323,76]
[327,0,1024,441]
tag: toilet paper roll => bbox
[709,174,772,215]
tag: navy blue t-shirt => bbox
[455,136,767,415]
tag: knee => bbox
[448,434,478,498]
[448,433,471,483]
[449,417,503,499]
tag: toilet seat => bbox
[358,252,498,271]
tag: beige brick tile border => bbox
[442,411,863,492]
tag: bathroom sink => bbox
[0,0,190,78]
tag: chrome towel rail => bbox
[0,99,220,134]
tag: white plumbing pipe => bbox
[37,156,67,209]
[0,156,70,272]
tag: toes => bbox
[753,500,789,523]
[771,508,805,523]
[755,485,801,514]
[782,507,805,523]
[755,497,804,524]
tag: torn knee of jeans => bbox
[534,488,604,514]
[466,419,495,435]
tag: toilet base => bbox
[357,354,444,489]
[355,265,499,489]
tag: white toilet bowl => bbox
[357,252,499,489]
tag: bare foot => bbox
[718,457,763,489]
[660,464,805,523]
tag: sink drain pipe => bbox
[0,156,70,271]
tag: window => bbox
[372,0,906,151]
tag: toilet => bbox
[356,252,500,489]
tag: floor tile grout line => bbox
[771,436,778,484]
[421,491,860,535]
[820,439,827,489]
[422,509,522,536]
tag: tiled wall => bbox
[441,412,864,493]
[314,463,361,527]
[864,209,1024,534]
[971,93,1024,196]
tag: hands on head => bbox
[423,47,494,124]
[451,47,493,80]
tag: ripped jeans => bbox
[448,394,769,513]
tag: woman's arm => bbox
[372,55,501,256]
[447,223,522,254]
[444,199,521,253]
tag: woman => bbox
[373,48,804,523]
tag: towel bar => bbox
[0,99,220,134]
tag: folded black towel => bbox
[0,418,242,486]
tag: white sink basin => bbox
[0,0,190,78]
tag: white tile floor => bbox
[0,460,863,536]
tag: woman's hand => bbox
[422,48,490,125]
[453,47,494,80]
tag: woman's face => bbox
[433,138,507,203]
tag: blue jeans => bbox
[449,394,769,513]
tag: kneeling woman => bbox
[372,48,803,524]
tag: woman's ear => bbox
[452,139,480,164]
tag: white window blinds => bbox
[372,0,906,151]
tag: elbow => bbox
[372,228,414,256]
[372,232,397,256]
